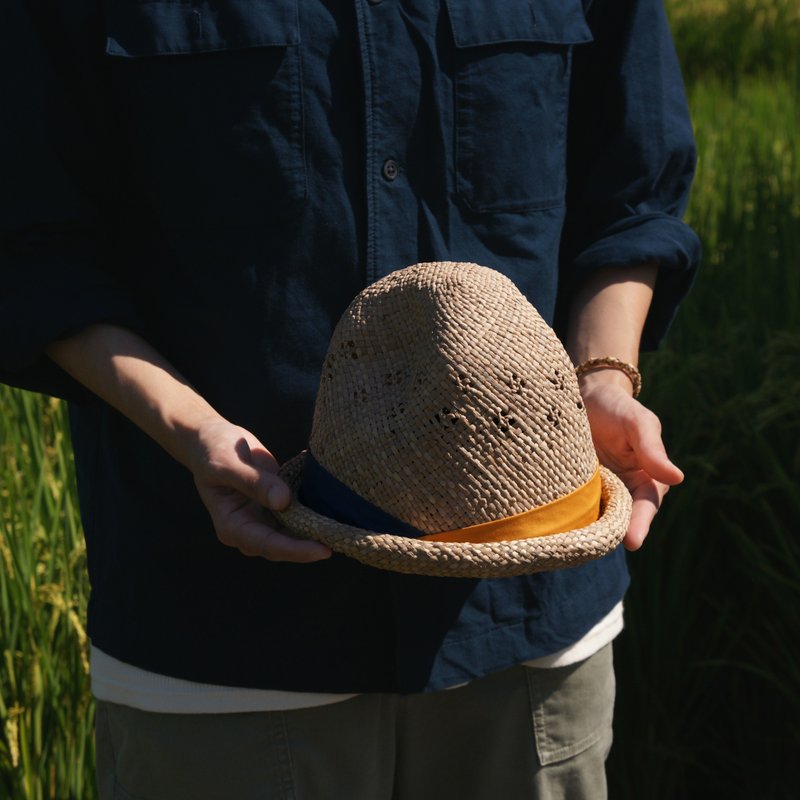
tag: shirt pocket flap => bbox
[105,0,299,57]
[445,0,592,47]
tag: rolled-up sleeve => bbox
[559,0,702,349]
[0,2,143,399]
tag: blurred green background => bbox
[1,1,799,797]
[609,1,800,797]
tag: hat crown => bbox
[310,262,597,534]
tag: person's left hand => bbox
[578,372,684,550]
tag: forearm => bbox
[46,323,328,561]
[45,323,220,469]
[566,263,657,394]
[564,263,684,548]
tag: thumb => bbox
[629,407,684,486]
[222,436,293,511]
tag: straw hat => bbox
[275,262,631,577]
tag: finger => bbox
[629,408,684,486]
[240,525,333,562]
[238,439,293,509]
[247,442,281,475]
[217,513,332,562]
[210,451,292,511]
[204,487,330,562]
[623,478,669,551]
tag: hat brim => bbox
[274,452,632,578]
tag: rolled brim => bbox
[274,452,633,578]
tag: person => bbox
[0,1,700,798]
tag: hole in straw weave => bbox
[433,406,460,427]
[508,372,527,394]
[547,369,567,392]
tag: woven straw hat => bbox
[275,262,631,577]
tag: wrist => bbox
[159,395,227,471]
[575,356,641,399]
[577,367,637,399]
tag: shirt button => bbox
[382,159,400,181]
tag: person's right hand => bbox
[188,417,332,562]
[44,323,329,562]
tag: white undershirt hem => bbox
[522,600,624,668]
[91,601,623,714]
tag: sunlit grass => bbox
[0,392,94,799]
[608,49,800,800]
[666,0,800,84]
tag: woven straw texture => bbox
[276,262,631,577]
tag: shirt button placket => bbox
[358,0,403,281]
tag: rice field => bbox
[2,1,799,797]
[0,395,92,798]
[607,2,800,796]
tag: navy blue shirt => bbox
[0,0,700,692]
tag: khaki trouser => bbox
[95,643,614,800]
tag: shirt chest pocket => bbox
[103,0,305,214]
[446,0,592,214]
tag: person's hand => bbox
[578,372,684,550]
[186,416,332,562]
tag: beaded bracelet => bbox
[574,356,642,398]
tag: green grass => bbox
[667,0,800,86]
[0,392,94,799]
[2,1,800,797]
[607,14,800,798]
